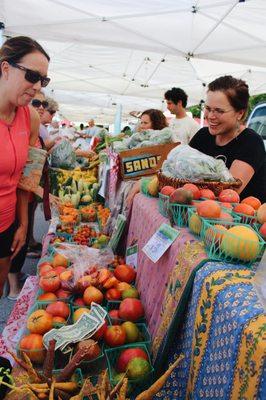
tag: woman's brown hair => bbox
[141,108,168,130]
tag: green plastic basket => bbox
[17,328,72,369]
[107,301,146,324]
[72,343,106,375]
[36,288,73,304]
[158,193,170,217]
[169,203,195,227]
[201,219,265,267]
[231,211,258,226]
[105,343,154,396]
[30,301,72,328]
[187,208,242,239]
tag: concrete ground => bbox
[0,205,49,333]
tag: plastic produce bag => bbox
[50,139,76,169]
[162,144,234,182]
[52,243,114,291]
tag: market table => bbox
[127,194,266,399]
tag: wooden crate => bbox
[119,142,178,179]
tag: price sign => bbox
[126,244,138,270]
[142,223,180,263]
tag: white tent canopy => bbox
[1,0,266,123]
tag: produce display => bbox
[4,136,265,400]
[113,127,173,152]
[162,144,236,182]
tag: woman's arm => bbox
[29,106,40,146]
[229,159,255,194]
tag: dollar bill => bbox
[43,313,101,350]
[91,302,107,320]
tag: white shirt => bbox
[170,116,200,144]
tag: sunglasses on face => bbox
[9,61,50,87]
[31,99,49,108]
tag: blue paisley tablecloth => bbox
[155,261,266,400]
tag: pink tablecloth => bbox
[0,276,39,365]
[126,194,207,360]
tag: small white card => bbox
[126,244,138,270]
[142,223,180,263]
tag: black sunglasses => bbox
[31,99,49,109]
[9,61,50,87]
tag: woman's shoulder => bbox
[239,127,265,146]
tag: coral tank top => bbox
[0,106,30,232]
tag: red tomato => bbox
[37,292,57,302]
[104,325,126,347]
[19,334,46,363]
[105,288,121,301]
[73,297,85,306]
[92,320,108,340]
[109,310,121,325]
[54,289,71,299]
[119,298,144,322]
[116,347,149,372]
[39,263,54,277]
[39,272,61,293]
[218,189,240,203]
[114,265,136,284]
[182,183,201,200]
[46,301,70,319]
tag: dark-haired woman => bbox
[0,36,50,297]
[189,75,266,202]
[139,109,168,131]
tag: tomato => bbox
[54,288,71,299]
[52,316,66,325]
[46,301,70,319]
[182,183,201,200]
[53,266,67,275]
[37,292,57,302]
[73,297,85,306]
[109,310,121,325]
[19,334,46,363]
[27,310,53,335]
[92,320,108,340]
[218,189,240,203]
[105,288,121,301]
[83,286,103,305]
[114,264,136,284]
[119,299,144,322]
[116,282,132,292]
[104,325,126,347]
[52,253,68,268]
[98,268,112,285]
[39,263,54,277]
[39,272,61,293]
[116,347,149,372]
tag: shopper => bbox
[139,109,168,131]
[164,87,199,143]
[0,35,50,298]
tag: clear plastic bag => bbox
[162,144,234,182]
[53,243,114,291]
[50,139,76,170]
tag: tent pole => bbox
[0,22,5,46]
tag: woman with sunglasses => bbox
[189,75,266,202]
[0,36,50,298]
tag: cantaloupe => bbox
[221,225,260,261]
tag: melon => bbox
[221,226,260,261]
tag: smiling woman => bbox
[189,75,266,203]
[0,36,50,298]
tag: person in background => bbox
[139,109,168,131]
[190,75,266,202]
[41,96,60,151]
[125,109,169,208]
[0,35,50,299]
[164,87,199,143]
[83,118,100,138]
